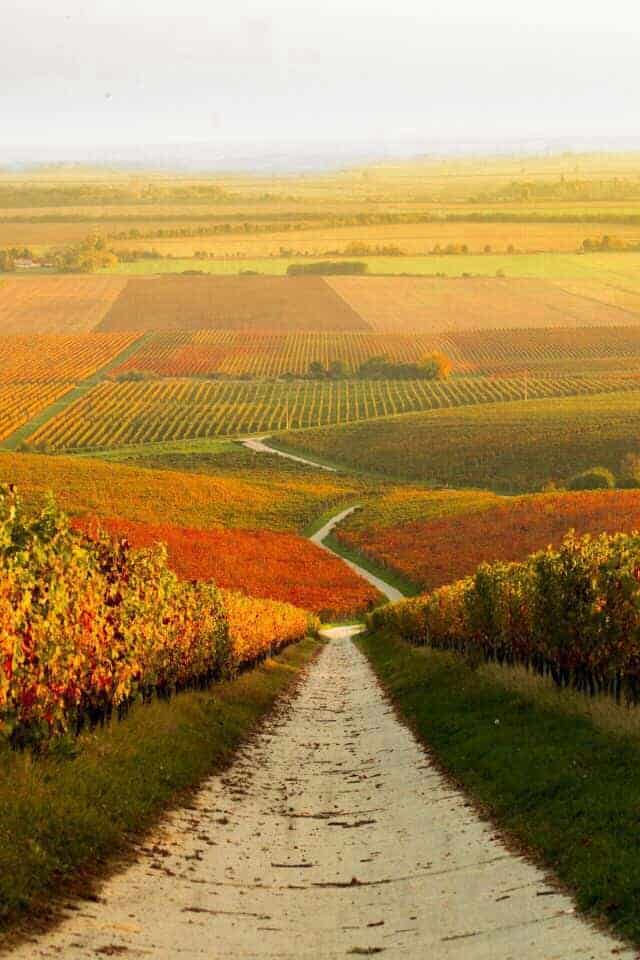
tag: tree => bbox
[567,467,615,491]
[421,351,452,380]
[328,359,350,379]
[308,360,326,378]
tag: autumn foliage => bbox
[0,488,316,745]
[370,529,640,702]
[74,516,379,619]
[338,490,640,593]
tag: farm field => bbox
[337,489,640,592]
[6,271,640,339]
[26,374,639,451]
[110,326,640,378]
[102,219,640,258]
[0,382,73,442]
[97,276,368,332]
[277,390,640,492]
[0,332,139,441]
[326,275,640,332]
[0,451,362,533]
[0,332,137,383]
[97,250,640,280]
[0,276,128,333]
[75,516,379,618]
[5,214,640,256]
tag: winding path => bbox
[12,628,633,959]
[310,506,404,602]
[240,436,337,472]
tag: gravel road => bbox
[10,627,633,960]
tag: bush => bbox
[567,467,615,490]
[287,260,368,276]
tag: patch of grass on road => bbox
[0,637,319,938]
[360,630,640,947]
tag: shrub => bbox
[568,467,615,490]
[287,260,368,276]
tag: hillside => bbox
[0,450,360,532]
[338,488,640,592]
[76,515,379,618]
[277,390,640,491]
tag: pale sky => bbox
[2,0,640,160]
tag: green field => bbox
[277,390,640,492]
[97,251,640,279]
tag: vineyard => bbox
[109,326,640,379]
[26,374,640,450]
[75,516,380,618]
[0,383,72,442]
[339,489,640,593]
[0,450,361,533]
[279,390,640,491]
[369,528,640,704]
[0,333,137,383]
[0,333,139,442]
[0,276,128,334]
[0,487,315,744]
[112,329,446,377]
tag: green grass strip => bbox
[0,636,319,936]
[0,334,151,452]
[323,531,422,598]
[360,630,640,947]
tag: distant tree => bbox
[327,359,350,379]
[567,467,616,491]
[420,351,452,380]
[308,360,326,378]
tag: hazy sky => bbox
[3,0,640,152]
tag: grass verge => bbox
[359,629,640,947]
[323,532,421,597]
[0,636,319,939]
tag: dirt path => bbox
[240,436,337,472]
[12,628,632,960]
[310,506,404,602]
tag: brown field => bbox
[107,220,640,258]
[326,276,640,332]
[98,276,369,332]
[0,276,128,333]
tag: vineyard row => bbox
[28,374,640,450]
